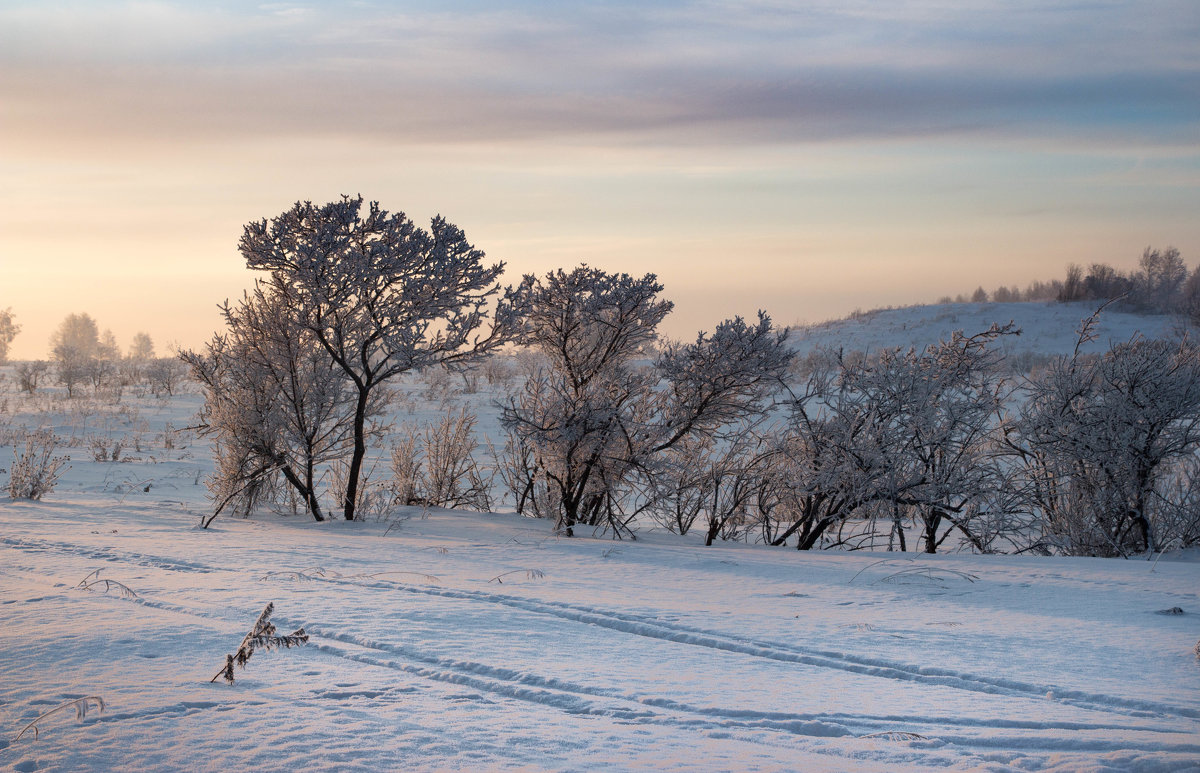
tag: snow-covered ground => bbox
[2,303,1199,772]
[790,301,1188,359]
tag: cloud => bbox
[1,0,1197,152]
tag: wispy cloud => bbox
[2,0,1196,151]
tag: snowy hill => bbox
[789,301,1189,358]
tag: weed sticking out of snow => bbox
[13,696,106,742]
[849,558,980,587]
[75,569,139,599]
[211,603,309,685]
[489,568,546,584]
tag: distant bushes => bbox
[941,246,1200,324]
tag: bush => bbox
[8,430,69,500]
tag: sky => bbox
[2,1,1198,360]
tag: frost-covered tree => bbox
[1006,312,1200,556]
[238,195,514,520]
[145,357,187,397]
[50,312,102,397]
[754,361,903,550]
[645,428,772,546]
[1134,246,1186,312]
[501,265,791,537]
[843,324,1015,552]
[757,326,1013,553]
[0,308,19,364]
[183,283,356,523]
[128,332,155,361]
[15,361,48,394]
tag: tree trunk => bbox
[922,510,941,554]
[280,465,324,522]
[342,387,371,520]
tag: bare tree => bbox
[1134,246,1187,311]
[502,265,791,537]
[183,283,357,523]
[238,195,513,520]
[15,361,48,394]
[0,308,19,364]
[1005,311,1200,556]
[50,313,102,397]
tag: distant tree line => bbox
[2,310,185,398]
[939,246,1200,322]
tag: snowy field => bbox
[2,304,1200,772]
[791,301,1186,359]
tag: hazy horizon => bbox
[3,0,1198,360]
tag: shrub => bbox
[8,430,69,500]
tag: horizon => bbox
[3,1,1198,360]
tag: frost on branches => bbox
[229,195,516,521]
[1007,312,1200,556]
[183,283,357,524]
[499,265,792,538]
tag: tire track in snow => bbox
[299,626,1200,758]
[0,536,215,574]
[312,575,1200,724]
[6,537,1199,755]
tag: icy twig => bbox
[211,603,308,685]
[13,696,106,741]
[489,569,546,584]
[75,569,139,599]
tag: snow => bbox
[2,303,1200,772]
[790,301,1188,358]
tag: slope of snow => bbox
[790,301,1190,358]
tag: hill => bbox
[789,301,1189,358]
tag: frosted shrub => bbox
[390,407,493,511]
[389,433,422,506]
[1008,321,1200,556]
[15,361,49,394]
[8,430,69,500]
[421,365,455,401]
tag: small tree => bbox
[238,196,513,520]
[1006,312,1200,556]
[502,265,791,537]
[1134,246,1186,312]
[15,361,49,394]
[128,332,155,361]
[146,357,187,397]
[183,283,357,523]
[50,313,102,397]
[0,307,19,364]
